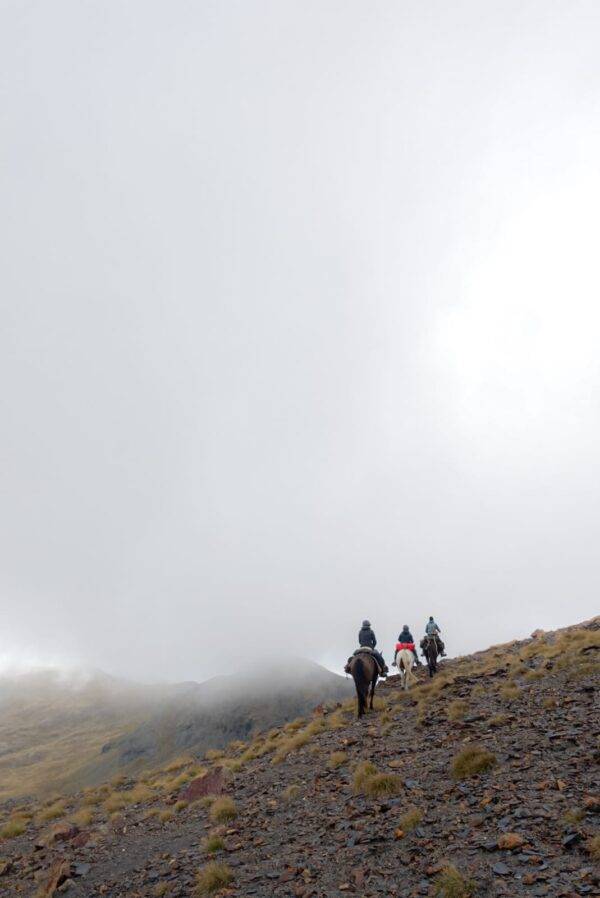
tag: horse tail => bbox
[352,657,368,717]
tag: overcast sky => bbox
[1,1,599,682]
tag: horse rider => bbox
[421,616,446,657]
[396,624,421,667]
[357,619,388,676]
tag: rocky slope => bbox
[0,619,598,897]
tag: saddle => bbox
[350,647,385,675]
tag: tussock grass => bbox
[451,746,497,780]
[488,713,508,727]
[543,696,558,709]
[204,833,225,854]
[81,789,104,807]
[70,808,93,828]
[104,794,127,813]
[153,884,169,897]
[220,758,243,773]
[0,818,27,839]
[282,784,300,801]
[124,785,153,805]
[434,864,475,898]
[163,756,195,773]
[204,749,224,761]
[327,752,347,770]
[38,801,66,822]
[398,807,423,832]
[159,808,175,823]
[174,800,188,813]
[284,718,306,733]
[447,700,469,721]
[499,683,520,701]
[209,797,237,823]
[586,834,600,861]
[353,761,402,798]
[522,668,545,681]
[195,862,233,895]
[325,709,347,730]
[563,808,585,824]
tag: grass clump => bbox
[451,746,497,780]
[499,683,520,700]
[447,700,469,721]
[563,808,585,825]
[195,862,233,895]
[0,818,27,840]
[586,834,600,861]
[124,785,153,805]
[159,808,175,823]
[204,833,225,854]
[282,784,300,801]
[204,749,224,761]
[153,885,169,897]
[70,808,94,828]
[398,806,423,832]
[327,752,348,770]
[209,797,237,823]
[434,864,475,898]
[353,760,401,798]
[38,801,66,822]
[103,794,127,813]
[272,730,312,764]
[488,714,508,727]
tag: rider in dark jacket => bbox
[396,624,421,666]
[356,620,387,675]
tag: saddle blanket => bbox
[396,642,415,651]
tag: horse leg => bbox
[369,673,377,710]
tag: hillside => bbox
[0,618,598,897]
[0,660,352,801]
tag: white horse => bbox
[395,648,417,691]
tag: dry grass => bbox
[38,801,66,822]
[153,884,169,898]
[327,752,348,770]
[434,864,475,898]
[488,714,508,728]
[204,833,225,854]
[209,797,237,823]
[447,700,469,721]
[159,808,175,823]
[204,749,224,761]
[81,788,104,807]
[103,793,128,814]
[0,818,27,840]
[563,808,585,824]
[353,761,378,793]
[284,718,306,733]
[174,800,188,813]
[353,761,402,798]
[586,834,600,861]
[220,758,243,773]
[271,719,325,765]
[451,746,497,780]
[124,785,154,805]
[499,683,521,701]
[282,784,300,802]
[70,807,94,828]
[542,696,558,709]
[195,862,233,895]
[398,807,423,832]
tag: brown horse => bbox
[422,635,439,677]
[349,652,378,718]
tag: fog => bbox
[1,1,599,683]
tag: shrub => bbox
[398,807,423,832]
[447,700,469,721]
[209,797,237,823]
[0,818,27,839]
[38,801,66,822]
[327,752,347,770]
[195,862,233,895]
[451,746,497,780]
[204,833,225,854]
[434,864,475,898]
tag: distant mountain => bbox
[0,659,352,799]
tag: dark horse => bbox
[349,652,378,718]
[423,635,439,677]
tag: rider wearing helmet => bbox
[396,624,421,667]
[421,616,446,656]
[356,619,388,676]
